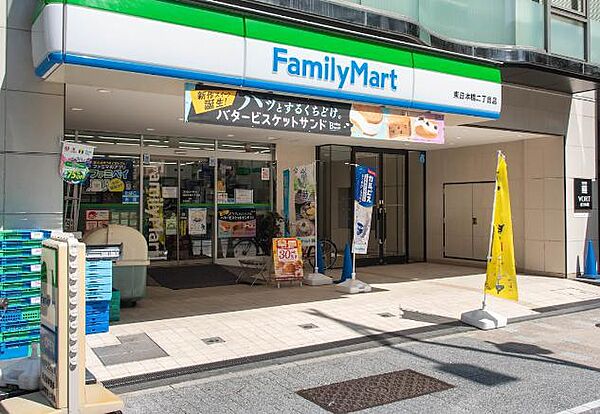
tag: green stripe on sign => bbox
[62,0,244,36]
[245,19,413,68]
[413,53,501,83]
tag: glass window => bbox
[515,0,546,49]
[360,0,418,20]
[550,14,585,59]
[66,154,141,236]
[590,0,600,64]
[551,0,584,13]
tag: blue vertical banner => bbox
[283,169,290,236]
[352,165,377,254]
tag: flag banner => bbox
[59,142,94,184]
[352,165,377,254]
[485,153,518,301]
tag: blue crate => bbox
[86,310,109,324]
[0,272,40,284]
[4,296,41,309]
[0,327,40,343]
[86,260,112,270]
[86,274,111,284]
[86,300,110,315]
[0,230,50,242]
[0,319,40,334]
[0,257,42,267]
[86,320,109,335]
[0,263,42,276]
[0,340,33,360]
[0,306,40,325]
[1,279,41,292]
[86,292,112,302]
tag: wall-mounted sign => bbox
[186,85,445,144]
[574,178,593,210]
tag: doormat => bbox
[148,264,238,290]
[296,369,453,413]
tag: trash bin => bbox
[83,225,149,306]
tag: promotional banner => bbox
[352,165,377,254]
[185,85,444,144]
[59,142,94,184]
[272,237,304,280]
[188,208,207,236]
[85,158,134,193]
[292,164,316,247]
[484,153,518,301]
[218,208,257,238]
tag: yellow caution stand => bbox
[1,233,123,414]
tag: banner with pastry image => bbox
[272,237,304,280]
[349,104,444,144]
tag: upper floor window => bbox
[551,0,584,13]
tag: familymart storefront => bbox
[33,0,503,273]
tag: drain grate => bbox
[378,312,395,318]
[299,323,319,330]
[201,337,225,345]
[297,369,453,414]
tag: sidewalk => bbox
[85,263,600,383]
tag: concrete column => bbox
[565,91,598,277]
[1,0,64,230]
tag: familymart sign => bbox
[32,0,501,118]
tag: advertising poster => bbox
[185,84,444,144]
[85,158,133,193]
[352,165,377,254]
[292,164,316,247]
[234,189,253,204]
[59,142,94,184]
[188,208,207,235]
[272,238,304,280]
[218,208,256,238]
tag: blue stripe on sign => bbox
[244,78,413,110]
[63,54,244,87]
[34,52,63,78]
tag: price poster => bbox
[272,238,304,280]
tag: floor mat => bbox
[148,264,238,290]
[296,369,453,413]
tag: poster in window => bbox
[188,208,207,236]
[85,158,133,192]
[218,209,256,238]
[292,164,316,247]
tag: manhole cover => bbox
[378,312,395,318]
[299,323,319,330]
[201,337,225,345]
[297,369,453,414]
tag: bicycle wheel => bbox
[306,240,338,270]
[232,239,259,258]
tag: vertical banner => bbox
[352,165,377,254]
[485,153,518,301]
[59,142,94,184]
[283,169,290,236]
[292,164,316,247]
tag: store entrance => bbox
[143,157,214,263]
[353,149,407,266]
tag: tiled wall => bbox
[0,0,64,230]
[426,136,566,276]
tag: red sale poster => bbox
[272,238,304,280]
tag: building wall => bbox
[426,136,565,276]
[1,0,64,230]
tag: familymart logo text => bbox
[272,47,399,92]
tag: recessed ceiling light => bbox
[226,134,235,137]
[177,117,184,121]
[96,88,111,93]
[70,107,84,111]
[146,128,155,132]
[456,136,462,140]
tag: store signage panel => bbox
[186,85,445,143]
[412,69,501,118]
[574,178,593,210]
[244,39,414,107]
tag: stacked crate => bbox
[0,230,50,360]
[85,260,112,334]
